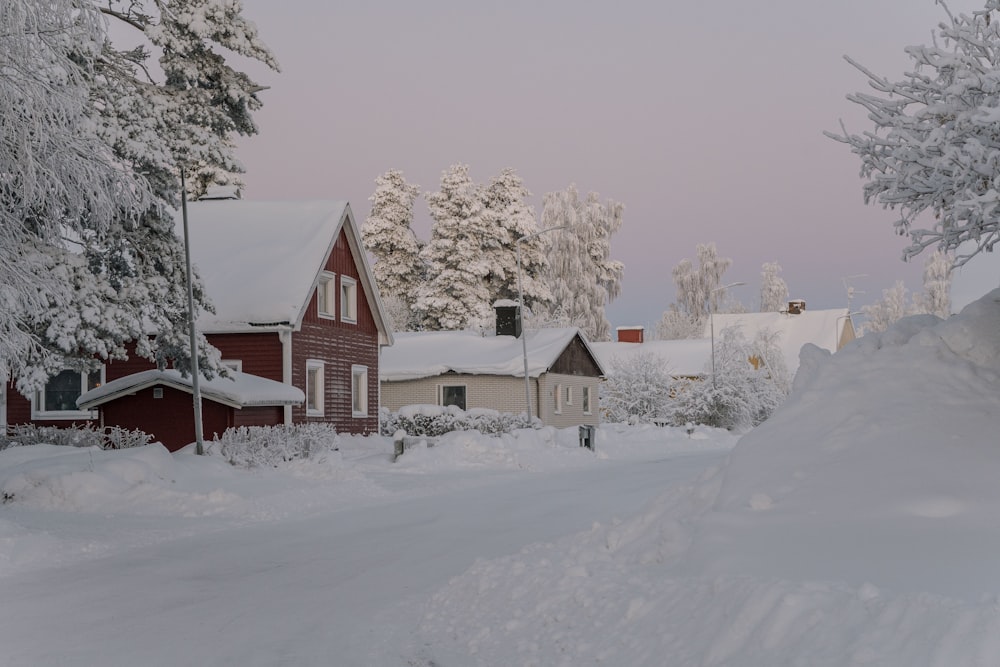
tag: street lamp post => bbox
[180,167,205,455]
[710,281,746,388]
[516,225,568,422]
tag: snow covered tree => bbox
[669,327,790,430]
[601,351,676,424]
[415,164,494,330]
[657,243,735,339]
[1,0,277,390]
[363,170,424,330]
[479,168,551,311]
[828,0,1000,267]
[537,185,624,341]
[861,281,911,334]
[913,250,954,319]
[654,306,704,341]
[759,261,789,312]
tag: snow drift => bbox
[414,288,1000,666]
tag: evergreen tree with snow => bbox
[759,261,789,312]
[828,0,1000,267]
[1,0,276,389]
[415,164,494,330]
[537,185,624,341]
[479,168,551,311]
[363,170,424,330]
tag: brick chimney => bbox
[494,300,521,337]
[787,299,806,315]
[616,326,644,343]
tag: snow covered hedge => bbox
[211,424,340,469]
[0,424,153,451]
[380,405,538,437]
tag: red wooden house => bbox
[2,196,393,451]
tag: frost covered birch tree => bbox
[1,0,277,390]
[913,250,954,318]
[861,281,910,334]
[415,164,494,330]
[537,185,624,341]
[759,261,789,312]
[828,0,1000,266]
[657,243,734,339]
[363,170,424,330]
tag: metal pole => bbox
[710,311,716,389]
[517,243,531,421]
[180,167,205,455]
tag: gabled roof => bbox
[590,339,712,378]
[703,308,853,373]
[380,328,606,381]
[176,199,393,344]
[77,369,305,410]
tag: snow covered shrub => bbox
[668,327,790,430]
[212,424,340,469]
[0,424,152,451]
[380,405,537,437]
[601,350,677,424]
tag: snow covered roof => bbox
[176,199,392,343]
[380,328,605,381]
[703,308,853,372]
[590,339,712,377]
[77,369,305,410]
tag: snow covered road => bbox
[0,449,728,666]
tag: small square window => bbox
[438,384,467,411]
[340,275,358,323]
[317,273,336,319]
[306,359,324,416]
[351,365,368,417]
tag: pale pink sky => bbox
[233,0,961,329]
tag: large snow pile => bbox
[413,288,1000,666]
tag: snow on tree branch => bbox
[828,0,1000,267]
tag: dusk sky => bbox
[232,0,970,330]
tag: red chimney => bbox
[616,326,644,343]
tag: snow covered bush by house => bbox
[600,350,677,424]
[380,404,537,437]
[668,326,790,430]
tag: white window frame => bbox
[351,365,368,417]
[31,367,105,420]
[566,386,574,406]
[554,383,563,414]
[305,359,325,416]
[222,359,243,372]
[437,384,467,411]
[340,275,358,324]
[582,386,592,415]
[317,272,336,319]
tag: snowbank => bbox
[413,288,1000,665]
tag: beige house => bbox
[380,305,606,428]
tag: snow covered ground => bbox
[2,288,1000,666]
